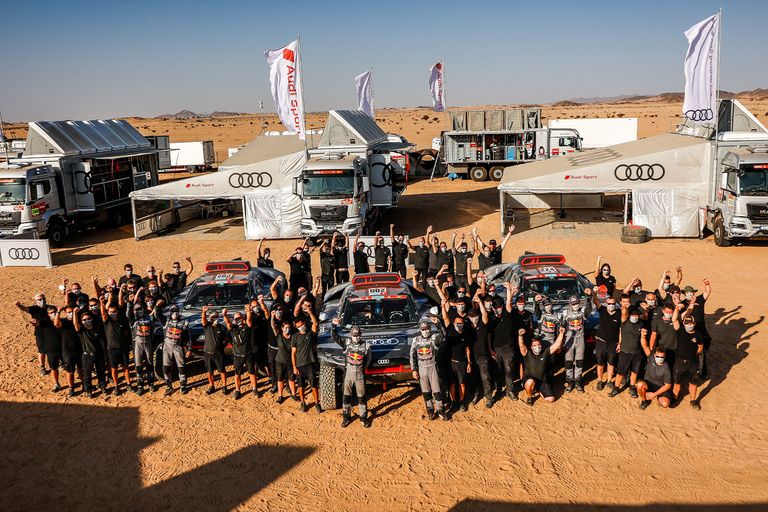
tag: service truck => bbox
[169,141,215,172]
[439,107,582,181]
[1,119,159,245]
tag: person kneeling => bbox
[637,347,673,410]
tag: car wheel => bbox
[319,365,341,410]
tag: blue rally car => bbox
[316,273,437,410]
[483,253,601,337]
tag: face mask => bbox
[379,242,384,247]
[149,287,158,294]
[209,315,219,323]
[83,319,93,328]
[48,312,57,318]
[459,248,466,253]
[420,329,431,338]
[66,312,73,320]
[494,309,503,316]
[456,305,466,313]
[457,292,465,298]
[397,237,404,243]
[516,304,525,312]
[663,283,670,290]
[134,309,144,318]
[125,270,132,276]
[484,303,493,311]
[264,253,271,259]
[72,289,81,296]
[108,312,118,320]
[654,356,665,365]
[488,291,496,296]
[571,304,580,311]
[663,312,672,320]
[647,300,656,307]
[89,305,98,312]
[352,336,362,343]
[440,247,447,253]
[469,317,479,325]
[419,242,425,248]
[684,324,695,333]
[484,252,491,258]
[284,295,292,303]
[171,312,180,320]
[634,287,642,294]
[606,304,616,312]
[602,269,610,275]
[544,305,553,314]
[685,293,695,301]
[234,319,243,326]
[299,291,307,298]
[282,329,291,336]
[427,280,435,287]
[531,345,542,356]
[274,311,283,319]
[36,299,46,306]
[455,324,464,332]
[629,316,639,324]
[298,326,307,334]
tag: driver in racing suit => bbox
[161,305,190,396]
[559,290,593,393]
[332,321,373,428]
[410,318,449,421]
[533,296,560,347]
[128,303,156,395]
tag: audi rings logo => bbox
[614,164,665,181]
[228,172,272,188]
[367,338,400,346]
[684,109,714,122]
[8,248,41,260]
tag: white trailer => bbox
[548,118,638,148]
[169,141,215,171]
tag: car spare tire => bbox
[319,365,342,410]
[622,225,648,238]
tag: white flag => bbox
[355,70,374,118]
[265,40,306,140]
[429,61,445,112]
[683,12,720,125]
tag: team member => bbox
[332,321,372,427]
[655,268,683,306]
[40,305,63,392]
[16,294,54,375]
[518,326,565,405]
[100,297,133,395]
[469,296,495,407]
[118,263,143,287]
[623,277,648,307]
[161,305,191,396]
[408,230,431,289]
[127,302,156,395]
[257,239,274,268]
[444,314,472,412]
[73,309,107,398]
[436,235,455,276]
[274,319,298,403]
[266,304,284,393]
[492,283,521,400]
[533,296,560,346]
[170,257,194,289]
[333,232,351,284]
[373,231,391,272]
[453,234,474,288]
[201,305,229,395]
[609,308,647,398]
[352,234,370,274]
[287,247,310,293]
[411,318,448,421]
[672,302,703,410]
[319,240,335,295]
[591,290,622,391]
[62,280,90,309]
[53,306,82,397]
[560,290,593,393]
[291,312,322,413]
[682,279,712,379]
[224,307,255,400]
[93,276,119,308]
[142,266,160,288]
[650,303,678,369]
[637,346,673,410]
[473,225,514,270]
[594,256,617,297]
[389,224,409,278]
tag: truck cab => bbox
[0,165,65,241]
[294,154,368,236]
[710,146,768,245]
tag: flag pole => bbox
[0,111,8,165]
[297,34,309,155]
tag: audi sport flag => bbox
[265,40,306,140]
[682,12,720,125]
[355,70,374,119]
[429,61,445,112]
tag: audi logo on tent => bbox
[8,248,41,260]
[228,172,272,188]
[614,164,665,181]
[684,108,714,122]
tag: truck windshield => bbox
[0,178,26,204]
[740,165,768,196]
[302,174,354,198]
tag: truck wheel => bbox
[714,217,730,247]
[470,166,488,182]
[319,365,342,410]
[489,166,504,181]
[47,222,66,247]
[109,207,128,227]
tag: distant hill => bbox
[157,109,200,120]
[558,88,767,105]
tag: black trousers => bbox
[473,355,495,399]
[81,353,106,392]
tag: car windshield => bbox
[302,174,354,198]
[524,277,583,304]
[342,297,417,327]
[0,178,26,204]
[184,282,251,308]
[739,166,768,196]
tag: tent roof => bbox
[23,119,151,156]
[318,110,387,148]
[219,134,313,169]
[498,133,711,194]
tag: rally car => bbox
[167,259,284,353]
[316,273,438,410]
[483,253,601,335]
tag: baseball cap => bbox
[515,296,525,304]
[683,285,698,293]
[568,295,580,305]
[419,321,430,330]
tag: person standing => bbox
[332,322,372,428]
[100,297,133,395]
[73,309,107,398]
[560,291,593,393]
[491,283,520,401]
[594,256,617,297]
[171,257,194,290]
[319,240,336,295]
[518,327,565,406]
[672,302,704,410]
[201,305,228,395]
[389,224,409,278]
[223,307,256,400]
[609,308,647,398]
[453,234,474,288]
[287,247,310,293]
[682,279,712,380]
[650,303,678,369]
[408,234,431,290]
[16,294,54,375]
[352,234,370,275]
[333,232,351,284]
[468,296,495,408]
[411,318,448,421]
[161,305,191,396]
[274,320,298,403]
[118,263,142,287]
[436,235,455,276]
[54,306,83,397]
[533,296,560,347]
[39,305,63,392]
[443,315,472,412]
[373,231,391,273]
[291,312,322,413]
[473,225,514,270]
[591,290,622,391]
[257,239,274,268]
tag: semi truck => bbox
[439,107,583,181]
[1,119,159,245]
[169,141,215,172]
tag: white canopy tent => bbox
[497,133,712,237]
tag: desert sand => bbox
[1,101,768,511]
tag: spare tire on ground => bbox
[621,225,648,244]
[416,150,437,171]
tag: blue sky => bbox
[1,0,766,121]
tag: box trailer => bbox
[169,141,215,171]
[548,118,638,148]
